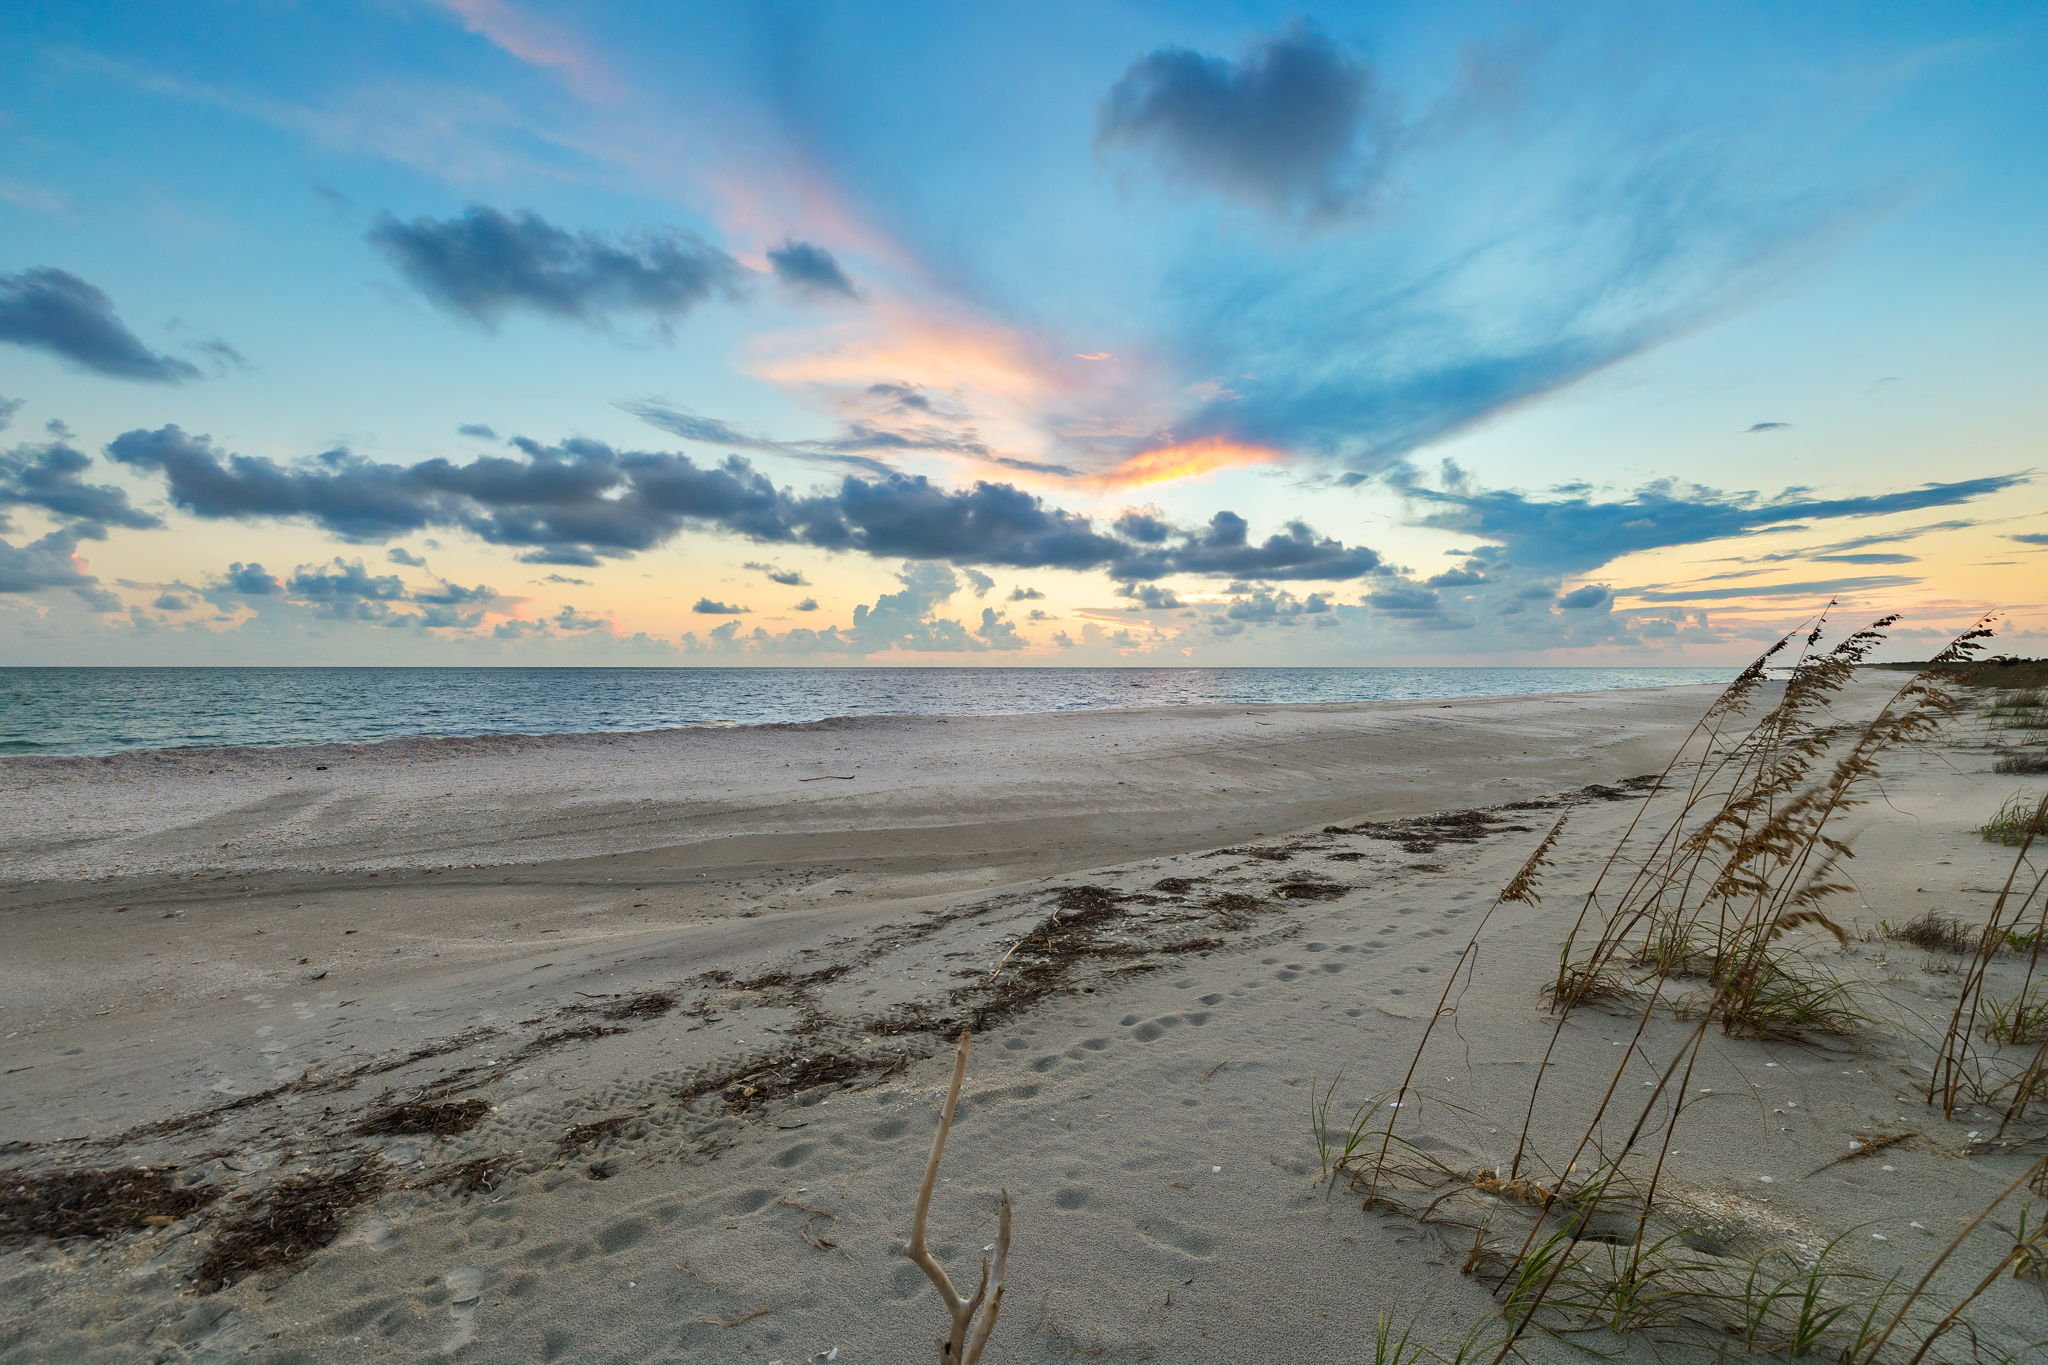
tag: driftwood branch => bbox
[905,1032,1012,1363]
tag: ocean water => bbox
[0,666,1734,757]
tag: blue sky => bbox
[1,0,2042,664]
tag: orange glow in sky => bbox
[1083,436,1282,489]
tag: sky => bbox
[1,0,2043,667]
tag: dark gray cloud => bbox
[541,572,589,584]
[1098,22,1382,221]
[1364,584,1446,618]
[1224,589,1329,621]
[743,560,808,586]
[1556,584,1612,610]
[387,546,427,566]
[457,423,498,440]
[219,562,282,595]
[0,528,99,595]
[767,240,859,299]
[1121,582,1184,610]
[288,558,407,605]
[1812,552,1915,565]
[1743,422,1792,433]
[412,579,495,607]
[1408,474,2023,577]
[0,397,23,431]
[554,605,611,632]
[2010,532,2048,546]
[793,597,819,611]
[369,206,744,330]
[106,425,1385,583]
[692,597,747,614]
[152,592,188,610]
[0,268,204,383]
[1,439,161,533]
[203,557,501,629]
[1008,585,1044,601]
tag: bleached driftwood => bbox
[905,1032,1012,1363]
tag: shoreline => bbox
[0,677,1727,774]
[0,683,1729,890]
[1,666,1735,762]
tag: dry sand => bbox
[1,678,2042,1362]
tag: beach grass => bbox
[1979,792,2048,846]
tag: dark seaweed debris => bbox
[506,1025,625,1063]
[416,1154,514,1196]
[1273,881,1349,901]
[557,1114,634,1155]
[194,1163,386,1293]
[569,991,678,1022]
[1,1166,217,1241]
[353,1096,491,1138]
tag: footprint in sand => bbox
[444,1266,484,1355]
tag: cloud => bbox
[686,563,1026,657]
[1,438,161,533]
[2010,533,2048,546]
[0,528,100,595]
[1121,582,1183,610]
[1223,588,1329,621]
[692,597,747,614]
[618,399,896,477]
[152,592,188,610]
[553,604,610,631]
[368,206,744,331]
[219,561,282,595]
[387,546,428,566]
[743,560,808,586]
[199,555,505,630]
[0,397,24,432]
[425,0,617,101]
[541,571,589,584]
[457,423,498,440]
[1097,22,1383,221]
[962,567,994,596]
[1719,519,1978,565]
[0,268,204,383]
[1407,474,2024,576]
[793,597,819,611]
[1812,552,1916,565]
[287,558,409,618]
[1008,585,1044,601]
[1556,584,1613,610]
[1743,422,1792,433]
[106,425,1387,582]
[767,240,859,299]
[620,395,1074,480]
[1626,575,1921,603]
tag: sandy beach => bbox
[3,677,2044,1363]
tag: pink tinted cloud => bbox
[427,0,620,102]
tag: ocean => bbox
[0,665,1734,757]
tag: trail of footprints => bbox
[5,808,1569,1363]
